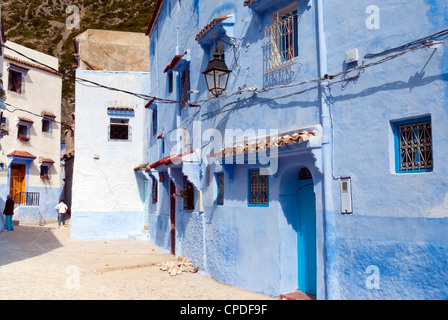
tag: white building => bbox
[0,41,63,225]
[71,30,150,239]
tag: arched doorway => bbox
[297,167,317,295]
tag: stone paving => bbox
[0,222,278,300]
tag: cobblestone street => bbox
[0,222,277,300]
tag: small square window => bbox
[109,118,129,140]
[216,173,224,205]
[17,125,29,141]
[8,70,22,93]
[42,119,51,133]
[40,166,50,180]
[395,117,433,173]
[248,169,269,206]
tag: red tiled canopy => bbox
[145,150,195,171]
[41,111,56,118]
[163,51,188,73]
[17,116,34,124]
[195,15,231,41]
[7,150,36,159]
[41,158,55,163]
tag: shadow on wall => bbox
[0,225,62,268]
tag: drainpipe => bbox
[316,0,333,300]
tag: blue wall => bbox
[146,0,448,299]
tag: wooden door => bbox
[10,164,26,203]
[170,180,176,255]
[297,170,317,295]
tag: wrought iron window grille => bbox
[249,170,269,205]
[397,120,433,172]
[109,119,131,141]
[263,10,298,76]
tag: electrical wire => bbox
[2,28,448,111]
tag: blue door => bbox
[297,170,317,295]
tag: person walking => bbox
[55,199,68,228]
[3,195,15,231]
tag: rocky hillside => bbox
[1,0,156,129]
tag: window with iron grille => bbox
[109,118,129,140]
[249,169,269,206]
[216,173,224,205]
[152,179,158,204]
[180,69,190,109]
[263,6,298,76]
[395,118,433,173]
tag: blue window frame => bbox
[216,172,224,205]
[394,116,433,173]
[248,169,269,206]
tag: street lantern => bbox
[203,48,231,98]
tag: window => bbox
[216,173,224,205]
[249,169,269,206]
[180,69,190,109]
[263,5,298,75]
[395,117,433,173]
[168,71,173,93]
[0,113,8,135]
[40,166,50,180]
[17,125,29,141]
[152,107,157,136]
[183,176,194,210]
[8,70,22,93]
[152,179,158,204]
[42,119,51,133]
[109,118,129,140]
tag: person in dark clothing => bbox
[3,195,15,231]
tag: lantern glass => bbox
[203,50,231,97]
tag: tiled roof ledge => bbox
[196,14,235,46]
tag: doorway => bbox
[142,179,149,229]
[297,168,317,295]
[10,164,26,204]
[170,180,176,255]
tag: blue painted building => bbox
[142,0,448,299]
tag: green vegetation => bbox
[1,0,156,125]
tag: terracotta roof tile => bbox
[163,51,188,73]
[18,116,34,123]
[195,15,230,41]
[7,150,36,159]
[107,107,134,112]
[41,111,57,118]
[145,0,165,36]
[5,55,63,76]
[212,130,317,158]
[40,158,55,163]
[146,150,195,171]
